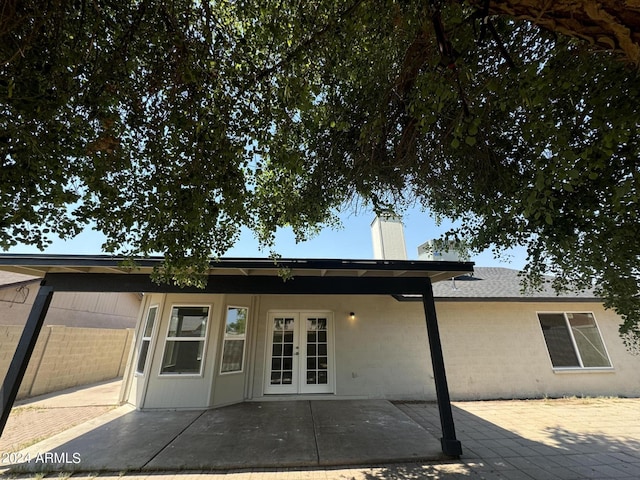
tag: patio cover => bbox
[0,254,473,457]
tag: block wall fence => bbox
[0,325,133,399]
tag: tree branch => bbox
[466,0,640,65]
[254,0,367,81]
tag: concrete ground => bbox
[4,400,445,473]
[1,381,639,479]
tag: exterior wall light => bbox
[349,312,356,320]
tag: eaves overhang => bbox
[0,276,40,291]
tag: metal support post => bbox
[0,285,53,435]
[422,279,462,457]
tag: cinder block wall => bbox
[0,325,133,399]
[0,326,24,375]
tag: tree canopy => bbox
[1,1,639,342]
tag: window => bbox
[538,312,611,369]
[160,306,210,375]
[220,306,248,374]
[136,305,158,375]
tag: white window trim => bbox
[537,311,614,372]
[220,305,249,375]
[135,304,159,376]
[159,304,211,377]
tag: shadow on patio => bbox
[8,400,444,474]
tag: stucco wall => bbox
[0,282,37,325]
[46,292,141,328]
[0,284,140,328]
[252,295,436,400]
[140,293,223,409]
[437,301,640,400]
[125,292,640,410]
[210,294,255,408]
[0,325,133,399]
[251,296,639,401]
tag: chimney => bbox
[371,215,408,260]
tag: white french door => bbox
[264,312,334,394]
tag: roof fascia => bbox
[0,254,473,273]
[42,272,437,295]
[433,296,601,303]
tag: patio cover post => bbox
[0,284,53,435]
[422,278,462,457]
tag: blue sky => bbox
[7,206,528,269]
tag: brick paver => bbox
[0,405,114,452]
[399,398,640,480]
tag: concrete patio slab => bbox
[146,401,318,470]
[7,400,442,474]
[11,407,205,472]
[311,400,443,465]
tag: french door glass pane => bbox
[270,317,295,385]
[306,318,328,385]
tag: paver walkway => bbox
[0,379,120,452]
[0,404,114,452]
[401,398,640,479]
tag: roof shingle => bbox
[432,267,598,300]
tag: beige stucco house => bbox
[0,220,637,457]
[120,266,638,412]
[432,267,637,400]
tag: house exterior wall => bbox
[209,294,255,408]
[138,293,223,409]
[124,292,639,410]
[46,291,141,328]
[0,281,37,325]
[122,293,164,408]
[0,284,140,329]
[438,301,639,400]
[251,294,435,400]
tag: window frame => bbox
[159,304,211,377]
[135,304,159,376]
[220,305,248,375]
[537,311,613,371]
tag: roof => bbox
[431,267,599,301]
[0,254,474,295]
[0,254,472,280]
[0,256,596,301]
[0,271,40,290]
